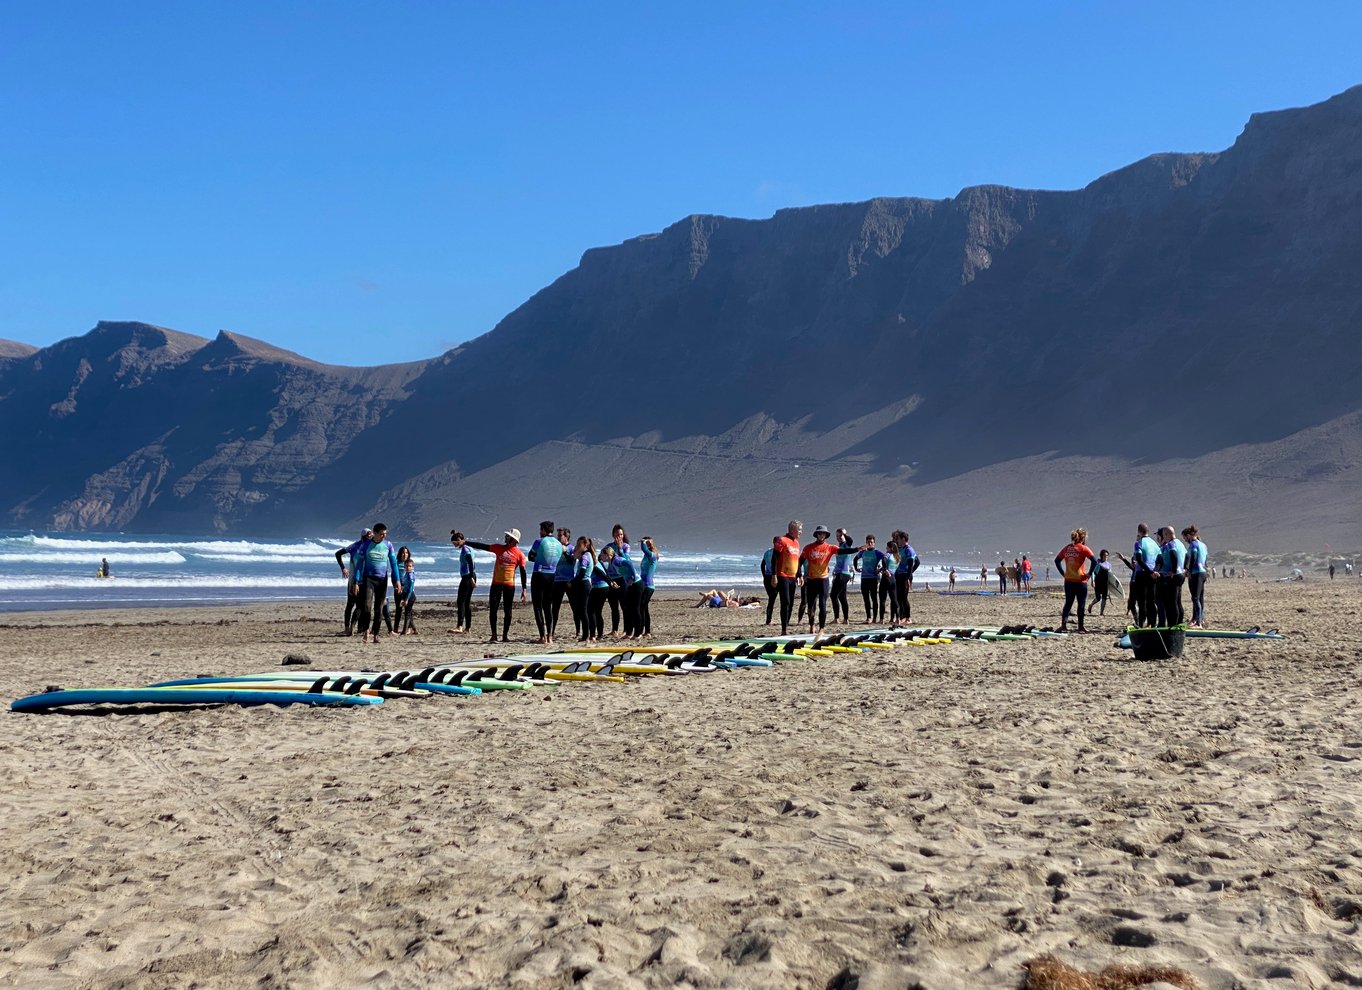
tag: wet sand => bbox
[1,580,1359,989]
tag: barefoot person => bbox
[1054,527,1095,632]
[549,527,576,640]
[335,528,373,636]
[770,521,803,635]
[854,535,889,623]
[343,523,399,644]
[527,521,565,644]
[1153,525,1187,627]
[638,537,659,638]
[1183,525,1209,628]
[800,525,862,634]
[829,528,855,624]
[395,551,418,635]
[447,531,477,634]
[466,529,528,643]
[891,530,920,625]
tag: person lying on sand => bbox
[694,589,740,608]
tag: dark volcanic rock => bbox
[4,86,1362,544]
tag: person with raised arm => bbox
[465,528,528,643]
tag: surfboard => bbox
[11,686,383,712]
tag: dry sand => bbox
[0,580,1359,989]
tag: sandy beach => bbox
[1,580,1359,989]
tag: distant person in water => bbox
[466,529,528,643]
[99,558,110,578]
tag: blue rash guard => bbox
[344,538,399,581]
[612,554,640,586]
[529,536,564,575]
[590,560,611,590]
[1133,536,1160,574]
[574,553,593,583]
[761,548,774,578]
[856,549,888,581]
[640,545,658,589]
[896,543,919,575]
[553,544,576,582]
[397,568,415,597]
[832,540,855,577]
[1157,539,1187,577]
[1186,539,1208,575]
[457,545,477,578]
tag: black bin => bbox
[1127,625,1186,660]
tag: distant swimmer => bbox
[466,529,528,643]
[99,557,110,579]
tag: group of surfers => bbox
[335,521,658,645]
[1054,523,1210,632]
[760,522,922,635]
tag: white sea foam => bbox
[0,550,187,565]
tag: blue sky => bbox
[3,1,1360,364]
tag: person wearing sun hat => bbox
[466,528,528,643]
[799,524,864,634]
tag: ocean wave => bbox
[0,550,188,565]
[8,535,341,556]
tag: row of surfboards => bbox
[1113,624,1285,649]
[8,626,1052,713]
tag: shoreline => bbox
[2,580,1359,988]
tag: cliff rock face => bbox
[4,86,1362,546]
[0,323,425,533]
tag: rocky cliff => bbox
[4,86,1362,548]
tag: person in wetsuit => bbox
[466,529,528,643]
[448,531,477,634]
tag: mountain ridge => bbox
[4,85,1362,549]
